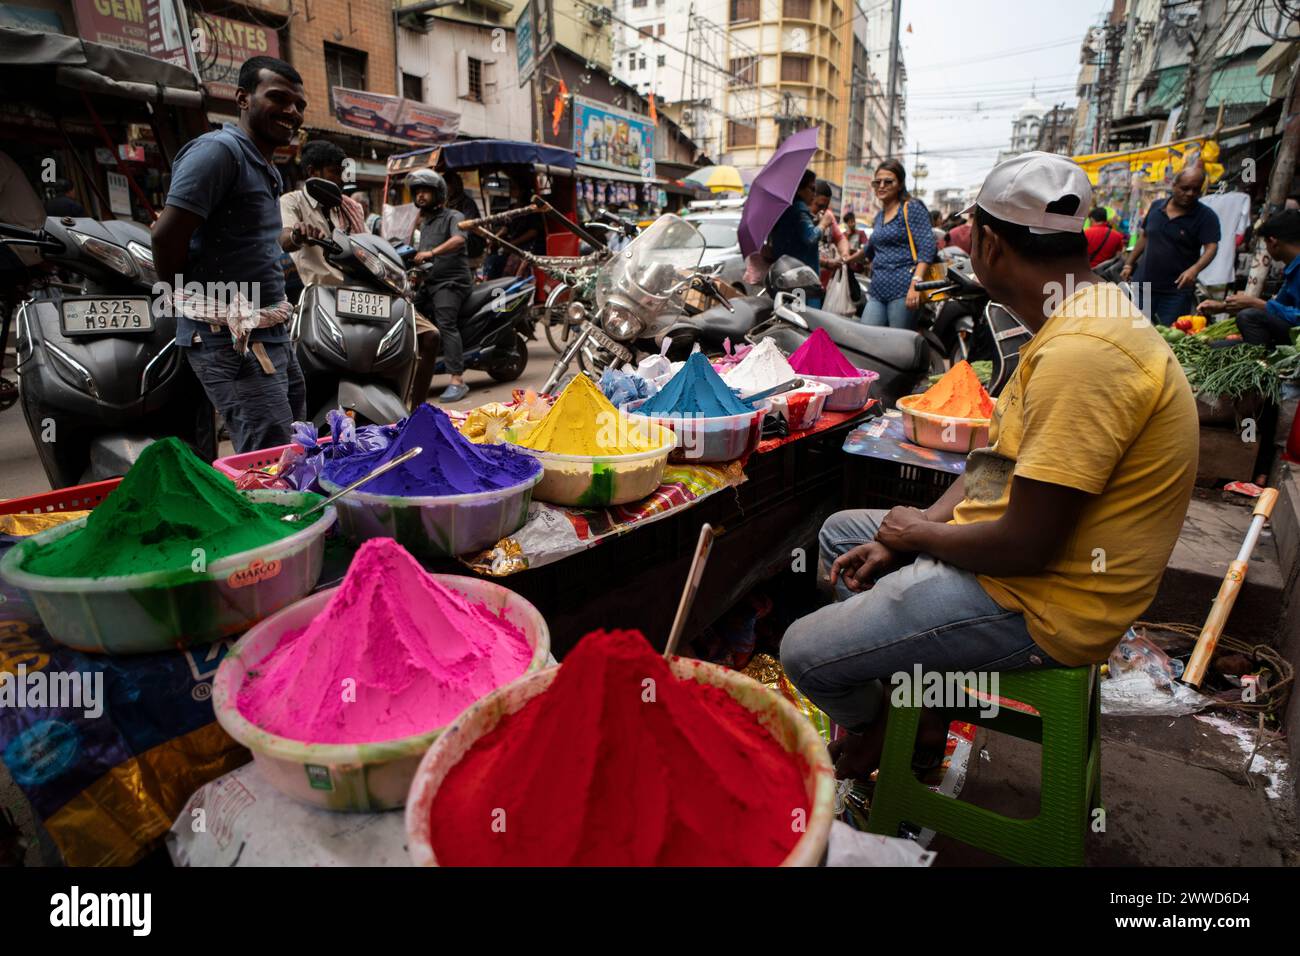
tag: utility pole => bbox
[1184,0,1227,136]
[884,0,901,158]
[1245,56,1300,296]
[1114,0,1138,125]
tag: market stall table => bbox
[306,406,877,658]
[0,404,873,862]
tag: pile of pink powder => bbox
[236,537,534,745]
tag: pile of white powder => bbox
[721,339,798,394]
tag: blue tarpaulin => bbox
[388,140,576,171]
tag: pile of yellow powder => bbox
[518,375,662,455]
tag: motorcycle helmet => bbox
[406,168,446,204]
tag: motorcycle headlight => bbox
[69,231,136,278]
[566,301,587,324]
[354,245,409,295]
[602,304,644,342]
[126,241,159,286]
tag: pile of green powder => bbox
[23,437,319,580]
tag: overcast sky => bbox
[896,0,1112,194]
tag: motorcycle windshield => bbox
[594,214,705,313]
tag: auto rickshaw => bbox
[383,140,584,303]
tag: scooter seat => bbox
[460,277,520,317]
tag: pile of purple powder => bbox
[321,404,541,497]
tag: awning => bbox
[1146,59,1272,112]
[576,164,654,184]
[0,27,203,108]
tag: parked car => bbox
[682,209,745,287]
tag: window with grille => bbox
[640,55,647,69]
[325,43,367,111]
[633,0,647,7]
[466,57,483,102]
[729,121,757,147]
[784,0,811,17]
[781,55,810,82]
[402,73,424,102]
[657,54,665,66]
[730,0,758,22]
[729,55,757,86]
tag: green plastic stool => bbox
[866,665,1102,866]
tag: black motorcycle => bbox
[1,216,215,488]
[410,271,534,386]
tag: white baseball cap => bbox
[962,151,1092,235]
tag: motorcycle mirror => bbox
[306,177,344,209]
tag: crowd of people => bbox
[763,151,1300,351]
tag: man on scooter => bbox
[782,152,1198,780]
[282,143,441,407]
[409,169,472,404]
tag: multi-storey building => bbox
[396,3,532,142]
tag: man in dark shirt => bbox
[151,56,307,453]
[1121,167,1219,325]
[410,169,472,403]
[445,171,484,268]
[45,180,87,218]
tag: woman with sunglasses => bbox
[860,160,937,329]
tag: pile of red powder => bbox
[428,629,809,866]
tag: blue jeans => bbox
[1133,286,1195,326]
[184,339,304,453]
[861,295,917,329]
[780,509,1060,731]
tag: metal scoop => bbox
[738,377,805,404]
[281,446,424,522]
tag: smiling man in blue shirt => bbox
[1199,210,1300,346]
[151,56,307,453]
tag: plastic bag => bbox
[823,265,855,316]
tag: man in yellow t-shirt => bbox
[782,152,1198,780]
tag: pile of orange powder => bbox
[911,361,995,419]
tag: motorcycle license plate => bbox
[60,297,154,335]
[337,290,392,318]
[580,320,634,363]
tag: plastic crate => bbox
[849,459,958,510]
[0,478,122,516]
[212,437,334,481]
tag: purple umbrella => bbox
[737,127,820,257]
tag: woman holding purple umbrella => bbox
[860,159,936,330]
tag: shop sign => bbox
[572,95,655,179]
[191,11,280,101]
[71,0,193,70]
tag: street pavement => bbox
[0,332,560,501]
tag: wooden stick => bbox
[1183,488,1279,687]
[663,523,715,660]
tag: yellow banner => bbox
[1072,138,1224,187]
